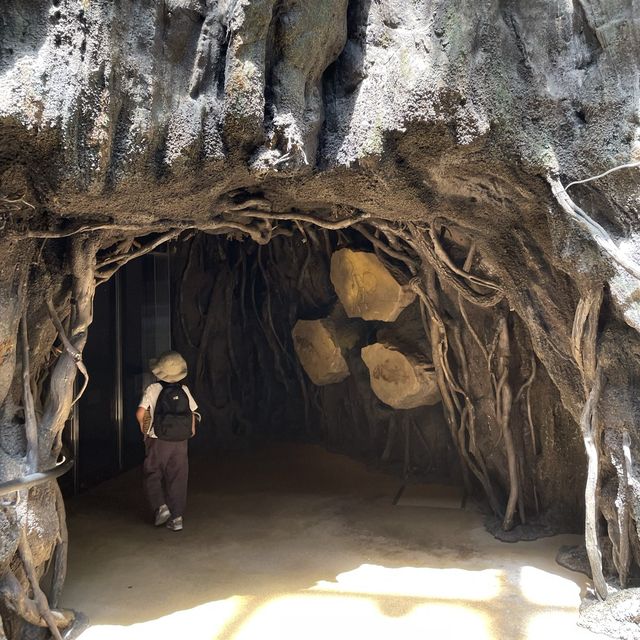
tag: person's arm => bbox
[136,407,147,434]
[184,386,199,437]
[137,385,153,436]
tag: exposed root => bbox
[549,175,640,281]
[618,431,633,588]
[0,194,36,211]
[411,273,504,515]
[571,287,603,393]
[46,297,89,408]
[406,222,503,307]
[515,354,538,456]
[494,317,520,531]
[564,160,640,191]
[581,366,608,600]
[430,218,501,291]
[49,483,68,609]
[458,295,490,363]
[236,209,371,230]
[41,236,97,459]
[18,528,68,639]
[20,310,38,472]
[356,224,418,274]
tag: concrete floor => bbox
[62,444,608,640]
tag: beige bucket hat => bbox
[150,351,188,383]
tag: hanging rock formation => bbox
[361,342,440,410]
[330,249,416,321]
[292,318,351,386]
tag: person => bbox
[136,351,198,532]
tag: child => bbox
[136,351,198,531]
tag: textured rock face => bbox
[330,249,416,321]
[2,1,640,638]
[361,342,440,410]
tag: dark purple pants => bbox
[143,438,189,518]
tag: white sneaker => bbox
[166,516,183,532]
[154,504,170,526]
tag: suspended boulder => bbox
[292,318,351,385]
[330,249,415,322]
[361,342,440,409]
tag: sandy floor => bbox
[62,444,608,640]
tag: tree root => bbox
[1,568,71,634]
[356,224,418,275]
[49,483,68,609]
[407,222,504,308]
[493,317,520,531]
[572,286,609,598]
[411,272,504,515]
[18,528,70,639]
[237,209,371,230]
[45,297,89,409]
[581,366,608,600]
[20,310,38,472]
[430,218,501,291]
[549,175,640,282]
[97,230,179,271]
[41,236,97,459]
[515,354,537,456]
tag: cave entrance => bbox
[47,222,595,640]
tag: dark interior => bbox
[66,231,461,497]
[65,229,585,540]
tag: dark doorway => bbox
[63,248,173,495]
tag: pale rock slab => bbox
[361,342,440,409]
[330,249,415,322]
[292,318,350,385]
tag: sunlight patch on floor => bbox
[310,563,502,601]
[232,595,491,640]
[519,565,583,607]
[76,562,600,640]
[77,596,245,640]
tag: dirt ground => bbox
[61,443,609,640]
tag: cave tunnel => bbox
[68,229,463,493]
[3,0,640,638]
[34,225,599,640]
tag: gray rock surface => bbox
[579,588,640,640]
[2,1,640,638]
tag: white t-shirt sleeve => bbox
[138,383,161,410]
[138,385,154,409]
[183,386,198,411]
